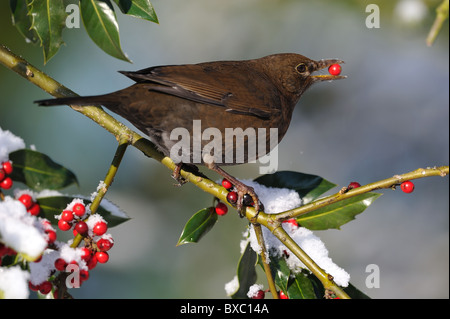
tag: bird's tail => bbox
[35,94,116,107]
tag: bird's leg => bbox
[205,161,262,217]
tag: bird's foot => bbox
[205,162,264,219]
[232,181,264,219]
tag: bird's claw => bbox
[171,163,188,186]
[234,185,262,219]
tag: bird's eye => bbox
[296,63,307,73]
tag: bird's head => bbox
[258,53,346,99]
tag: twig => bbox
[253,223,279,299]
[427,0,449,46]
[71,138,129,248]
[273,166,449,222]
[90,137,129,215]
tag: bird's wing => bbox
[119,63,281,120]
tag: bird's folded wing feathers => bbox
[119,63,281,120]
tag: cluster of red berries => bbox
[28,203,113,296]
[0,161,13,190]
[58,203,114,269]
[213,178,232,216]
[56,202,112,265]
[57,202,87,232]
[16,193,41,216]
[217,178,258,216]
[29,279,54,295]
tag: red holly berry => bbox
[2,161,13,175]
[7,247,16,256]
[80,269,89,282]
[74,221,88,235]
[38,281,53,294]
[279,290,289,299]
[93,221,108,236]
[0,177,13,189]
[283,218,299,228]
[52,289,60,299]
[222,178,233,190]
[27,203,41,216]
[95,251,109,264]
[251,290,265,299]
[58,219,72,231]
[41,219,52,229]
[80,247,92,261]
[348,182,361,189]
[215,202,228,216]
[0,169,5,181]
[54,258,68,271]
[61,210,74,222]
[226,191,238,204]
[72,203,86,217]
[18,194,33,210]
[0,243,10,257]
[87,255,98,270]
[46,230,57,244]
[328,64,342,76]
[400,181,415,193]
[97,238,114,251]
[29,281,39,292]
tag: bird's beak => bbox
[311,59,346,82]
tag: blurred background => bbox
[0,0,448,298]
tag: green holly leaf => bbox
[176,207,218,246]
[28,0,66,63]
[259,254,290,292]
[36,195,129,227]
[344,282,371,299]
[254,171,336,205]
[10,0,39,44]
[257,255,319,299]
[80,0,131,62]
[286,271,318,299]
[229,242,258,299]
[9,149,78,191]
[113,0,158,23]
[297,192,382,230]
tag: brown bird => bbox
[36,53,345,213]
